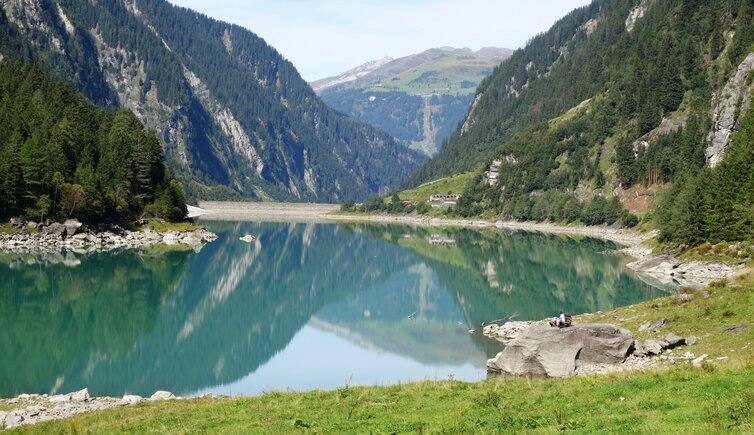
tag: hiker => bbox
[550,310,566,327]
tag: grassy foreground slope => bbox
[17,272,754,433]
[17,367,754,433]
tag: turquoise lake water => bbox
[0,222,665,398]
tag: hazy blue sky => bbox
[169,0,593,81]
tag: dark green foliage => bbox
[619,211,640,228]
[0,62,185,223]
[345,194,424,215]
[657,100,754,246]
[320,89,426,144]
[340,201,356,212]
[581,197,622,226]
[616,136,637,187]
[729,0,754,65]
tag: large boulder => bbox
[63,220,83,237]
[122,395,143,405]
[149,391,176,401]
[70,388,90,402]
[43,222,66,237]
[487,324,634,377]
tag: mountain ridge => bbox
[0,0,426,203]
[311,46,511,156]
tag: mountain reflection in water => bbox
[0,222,663,398]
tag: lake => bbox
[0,221,665,398]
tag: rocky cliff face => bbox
[0,0,425,202]
[706,52,754,168]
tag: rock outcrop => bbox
[149,391,176,401]
[487,324,634,377]
[706,52,754,167]
[625,0,654,32]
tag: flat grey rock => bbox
[487,324,634,377]
[664,333,686,349]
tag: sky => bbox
[168,0,593,81]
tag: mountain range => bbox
[312,47,511,156]
[0,0,426,203]
[404,0,754,246]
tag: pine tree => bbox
[615,137,636,187]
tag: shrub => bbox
[619,211,640,228]
[340,201,355,212]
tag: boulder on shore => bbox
[43,222,65,237]
[487,324,634,377]
[63,220,83,237]
[149,391,176,401]
[122,395,143,405]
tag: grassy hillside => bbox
[406,0,754,186]
[16,270,754,433]
[397,172,476,202]
[364,54,508,97]
[397,0,753,249]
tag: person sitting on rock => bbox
[550,310,567,327]
[550,310,566,327]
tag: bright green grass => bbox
[365,56,502,97]
[677,242,754,266]
[399,172,476,202]
[15,365,754,434]
[580,270,754,367]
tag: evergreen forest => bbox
[0,62,187,223]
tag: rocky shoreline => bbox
[0,219,218,258]
[0,389,188,430]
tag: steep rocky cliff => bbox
[0,0,425,202]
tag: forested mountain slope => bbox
[403,0,753,245]
[313,47,511,156]
[0,61,186,223]
[0,0,425,202]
